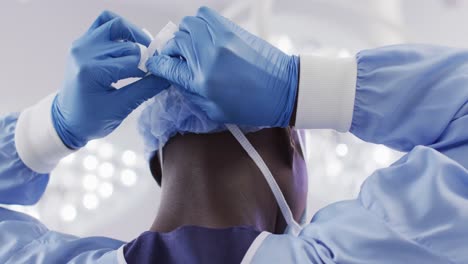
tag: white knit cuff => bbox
[15,94,76,174]
[295,54,357,132]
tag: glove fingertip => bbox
[197,6,213,17]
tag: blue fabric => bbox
[0,113,124,263]
[138,86,262,159]
[251,45,468,263]
[0,113,49,205]
[124,226,261,264]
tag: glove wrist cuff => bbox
[51,96,86,150]
[277,55,300,127]
[15,94,77,173]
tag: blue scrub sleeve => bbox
[0,113,124,262]
[351,44,468,167]
[0,207,123,263]
[251,45,468,263]
[0,113,49,205]
[253,147,468,264]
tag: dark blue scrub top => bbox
[124,226,261,264]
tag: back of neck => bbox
[150,132,279,233]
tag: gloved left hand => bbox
[52,11,170,149]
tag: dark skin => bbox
[149,128,308,234]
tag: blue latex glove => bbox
[53,11,170,149]
[146,7,299,127]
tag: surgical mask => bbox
[139,22,308,237]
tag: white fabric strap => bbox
[295,54,357,132]
[138,21,177,73]
[15,94,76,174]
[116,245,127,264]
[295,130,311,225]
[226,124,301,236]
[241,231,270,264]
[158,148,164,172]
[137,43,149,72]
[148,21,178,60]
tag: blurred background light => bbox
[85,140,99,152]
[82,174,99,191]
[83,155,99,171]
[122,150,137,167]
[337,49,352,58]
[98,143,114,159]
[98,162,115,179]
[326,159,343,179]
[61,153,76,164]
[98,182,114,199]
[60,173,78,189]
[83,193,100,210]
[120,169,138,187]
[373,145,393,165]
[275,35,294,53]
[61,204,77,222]
[335,144,349,157]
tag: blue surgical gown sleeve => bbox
[351,45,468,167]
[0,113,49,205]
[0,112,124,263]
[251,45,468,263]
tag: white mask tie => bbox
[226,124,302,236]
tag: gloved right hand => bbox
[52,11,170,149]
[146,7,299,128]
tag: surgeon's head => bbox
[139,87,308,234]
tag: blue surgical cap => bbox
[138,86,261,159]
